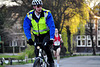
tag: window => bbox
[82,40,85,45]
[78,40,81,45]
[97,35,100,47]
[87,35,95,40]
[77,36,80,39]
[98,37,100,39]
[98,41,100,46]
[15,36,18,40]
[98,23,100,28]
[87,40,91,46]
[98,19,100,29]
[22,36,25,40]
[20,40,26,47]
[12,41,17,46]
[87,35,91,39]
[77,35,86,47]
[23,40,25,47]
[77,35,95,47]
[98,30,100,34]
[87,23,95,29]
[87,35,95,47]
[14,41,17,46]
[87,19,95,29]
[0,44,1,49]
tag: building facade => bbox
[0,1,27,53]
[76,18,100,52]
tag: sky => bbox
[89,0,100,9]
[85,0,100,9]
[0,0,11,2]
[0,0,22,7]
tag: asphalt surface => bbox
[5,56,100,67]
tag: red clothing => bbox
[53,34,61,46]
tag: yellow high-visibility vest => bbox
[27,9,50,35]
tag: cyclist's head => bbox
[32,0,43,6]
[32,0,43,14]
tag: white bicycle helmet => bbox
[32,0,43,5]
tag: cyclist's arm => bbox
[23,15,32,40]
[46,12,55,40]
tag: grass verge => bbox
[0,54,19,58]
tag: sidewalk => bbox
[73,52,100,55]
[1,52,100,55]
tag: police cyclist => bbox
[23,0,55,67]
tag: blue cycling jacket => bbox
[23,9,55,40]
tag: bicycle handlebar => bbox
[27,41,43,46]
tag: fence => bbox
[0,57,35,65]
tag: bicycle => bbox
[32,42,50,67]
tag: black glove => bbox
[27,39,34,46]
[48,40,53,45]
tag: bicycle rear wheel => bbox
[33,58,43,67]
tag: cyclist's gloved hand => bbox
[27,39,34,46]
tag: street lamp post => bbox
[12,40,15,55]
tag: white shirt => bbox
[35,12,40,19]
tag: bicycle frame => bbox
[33,42,50,67]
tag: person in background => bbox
[23,0,55,67]
[53,28,63,67]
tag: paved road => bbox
[59,56,100,67]
[5,56,100,67]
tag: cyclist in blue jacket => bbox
[23,0,55,67]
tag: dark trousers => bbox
[34,32,54,63]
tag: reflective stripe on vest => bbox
[33,27,49,32]
[31,15,49,35]
[27,14,32,20]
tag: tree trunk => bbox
[66,26,71,55]
[90,19,96,55]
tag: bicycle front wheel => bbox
[33,58,43,67]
